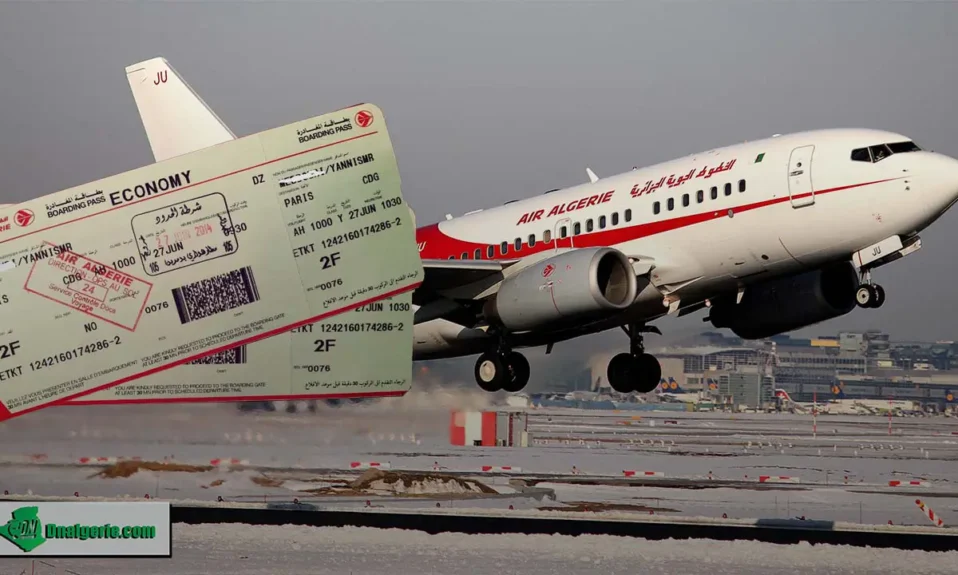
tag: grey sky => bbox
[1,1,957,346]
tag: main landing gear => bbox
[606,323,662,394]
[855,269,885,309]
[474,344,530,393]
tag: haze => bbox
[1,1,956,345]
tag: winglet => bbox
[586,168,599,183]
[125,57,236,162]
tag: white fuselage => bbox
[412,128,958,359]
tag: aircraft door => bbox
[787,145,815,208]
[554,218,573,251]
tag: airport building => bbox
[641,330,958,411]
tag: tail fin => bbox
[125,57,236,162]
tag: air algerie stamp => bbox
[23,242,153,331]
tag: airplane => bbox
[122,57,958,398]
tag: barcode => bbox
[172,266,261,325]
[187,345,248,365]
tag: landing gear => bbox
[607,323,662,394]
[856,270,885,309]
[474,347,531,393]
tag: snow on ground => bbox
[3,399,958,527]
[2,524,957,575]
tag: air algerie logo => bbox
[355,110,374,128]
[0,506,47,552]
[14,209,34,228]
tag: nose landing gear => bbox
[606,323,662,394]
[856,270,885,308]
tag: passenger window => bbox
[667,198,674,211]
[710,186,718,200]
[625,209,632,222]
[682,193,690,207]
[697,190,704,203]
[599,215,607,229]
[514,238,522,251]
[474,248,481,259]
[738,179,746,193]
[870,144,891,162]
[724,183,732,196]
[850,148,871,162]
[586,219,594,232]
[449,255,456,260]
[500,241,508,255]
[573,222,581,235]
[653,201,660,215]
[487,245,495,258]
[543,230,552,243]
[611,212,619,226]
[560,226,568,238]
[528,234,536,247]
[461,252,468,259]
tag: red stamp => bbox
[23,242,154,331]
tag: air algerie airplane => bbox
[122,57,958,396]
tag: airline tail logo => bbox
[775,389,793,402]
[417,241,426,252]
[657,377,681,393]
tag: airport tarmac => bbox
[1,394,957,528]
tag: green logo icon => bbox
[0,506,46,552]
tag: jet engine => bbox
[709,261,860,339]
[483,247,638,332]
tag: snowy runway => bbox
[3,525,958,575]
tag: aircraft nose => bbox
[920,152,958,213]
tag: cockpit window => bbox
[887,140,922,154]
[850,148,871,162]
[851,141,921,163]
[870,145,890,162]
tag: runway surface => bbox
[1,392,956,527]
[4,525,958,575]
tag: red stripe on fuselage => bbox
[416,178,900,260]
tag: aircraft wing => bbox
[419,259,505,291]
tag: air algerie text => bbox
[109,171,193,206]
[516,190,614,225]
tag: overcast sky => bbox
[1,1,957,345]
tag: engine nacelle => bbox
[484,247,638,332]
[709,261,860,340]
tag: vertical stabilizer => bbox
[125,57,236,162]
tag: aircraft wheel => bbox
[502,352,530,393]
[634,353,662,393]
[607,353,637,394]
[475,352,506,392]
[871,284,885,308]
[855,285,875,308]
